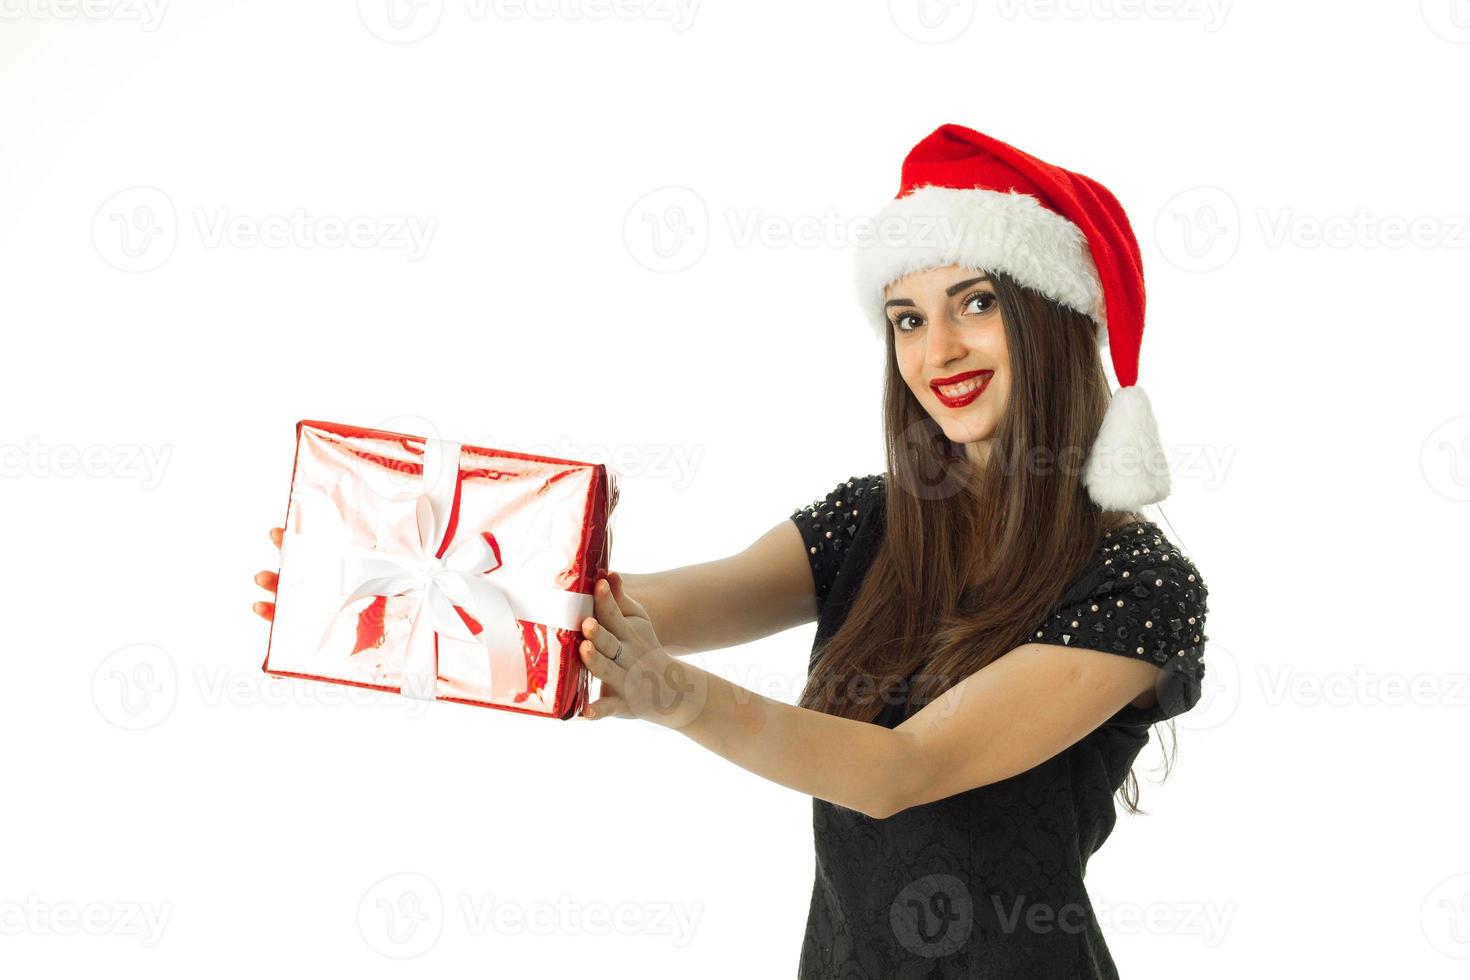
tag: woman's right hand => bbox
[252,526,284,621]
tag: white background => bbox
[3,1,1468,976]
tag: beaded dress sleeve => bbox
[788,473,884,619]
[1032,520,1210,728]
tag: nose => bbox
[924,312,969,369]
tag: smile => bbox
[930,370,993,408]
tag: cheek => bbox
[895,345,925,390]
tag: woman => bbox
[253,124,1209,977]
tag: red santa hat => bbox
[855,123,1170,512]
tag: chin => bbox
[935,417,995,445]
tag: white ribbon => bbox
[330,438,594,702]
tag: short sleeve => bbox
[789,473,883,613]
[1032,521,1209,727]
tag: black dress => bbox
[788,473,1209,979]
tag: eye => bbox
[962,290,999,315]
[890,310,923,333]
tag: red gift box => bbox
[261,419,617,719]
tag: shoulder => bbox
[789,472,885,526]
[1070,519,1209,644]
[788,472,885,611]
[1034,519,1210,724]
[1094,519,1208,616]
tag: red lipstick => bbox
[930,369,993,409]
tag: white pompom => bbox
[1083,385,1171,511]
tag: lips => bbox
[930,369,993,408]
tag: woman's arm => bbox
[615,519,817,655]
[578,579,1164,819]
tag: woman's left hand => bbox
[578,572,704,726]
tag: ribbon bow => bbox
[330,439,590,702]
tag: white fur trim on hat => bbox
[855,185,1110,348]
[1083,385,1171,510]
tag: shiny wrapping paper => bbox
[261,419,617,719]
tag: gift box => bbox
[261,419,618,719]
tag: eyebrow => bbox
[883,276,993,309]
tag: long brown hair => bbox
[796,268,1176,813]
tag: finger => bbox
[591,577,631,638]
[582,694,628,720]
[580,617,622,661]
[255,570,279,593]
[253,601,275,622]
[269,526,283,548]
[578,636,625,682]
[606,572,650,620]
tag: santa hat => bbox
[855,123,1170,512]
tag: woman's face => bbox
[885,265,1010,463]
